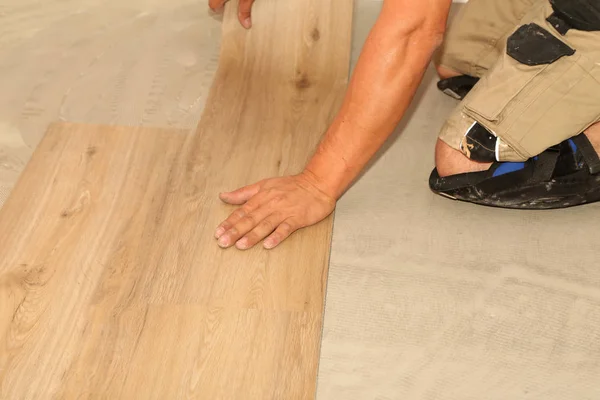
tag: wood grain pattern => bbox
[0,0,353,398]
[0,0,222,209]
[0,123,187,398]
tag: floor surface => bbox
[0,0,221,206]
[2,1,600,399]
[318,3,600,399]
[1,1,350,397]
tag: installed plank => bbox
[0,123,187,398]
[0,0,353,398]
[0,0,222,208]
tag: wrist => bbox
[299,167,338,200]
[302,150,353,200]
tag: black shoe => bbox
[437,75,480,100]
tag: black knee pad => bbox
[429,134,600,210]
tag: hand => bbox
[209,0,257,29]
[215,172,336,250]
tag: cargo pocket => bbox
[462,57,549,126]
[464,24,575,125]
[516,56,600,157]
[461,23,592,158]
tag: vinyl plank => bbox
[0,0,222,208]
[0,0,353,397]
[0,122,187,398]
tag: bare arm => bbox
[305,0,452,198]
[214,0,452,250]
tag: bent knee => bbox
[435,139,492,177]
[435,139,462,177]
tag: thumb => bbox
[219,183,260,205]
[238,0,256,29]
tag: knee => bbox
[584,121,600,154]
[435,139,460,177]
[586,120,600,137]
[435,139,492,177]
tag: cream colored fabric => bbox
[439,0,600,161]
[436,0,539,78]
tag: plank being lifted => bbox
[0,0,353,398]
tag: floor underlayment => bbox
[2,1,600,399]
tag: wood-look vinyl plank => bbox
[0,0,353,398]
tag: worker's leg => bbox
[435,0,542,79]
[435,122,600,178]
[439,0,600,163]
[431,0,600,209]
[435,140,491,177]
[585,121,600,155]
[435,0,547,175]
[434,0,543,99]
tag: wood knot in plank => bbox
[60,190,91,218]
[86,146,98,157]
[311,28,320,41]
[295,74,311,90]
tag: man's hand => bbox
[215,173,336,250]
[209,0,256,29]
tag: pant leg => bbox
[435,0,542,78]
[439,0,600,162]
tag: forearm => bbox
[304,7,447,199]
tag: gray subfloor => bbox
[1,1,600,398]
[318,2,600,399]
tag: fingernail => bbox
[243,18,251,28]
[215,227,225,238]
[218,235,230,248]
[264,239,276,249]
[236,237,249,249]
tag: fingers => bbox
[215,196,261,238]
[215,208,245,240]
[219,183,261,205]
[263,219,298,249]
[209,0,256,29]
[216,206,272,248]
[214,174,332,250]
[235,213,283,249]
[218,213,299,251]
[238,0,256,29]
[208,0,227,11]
